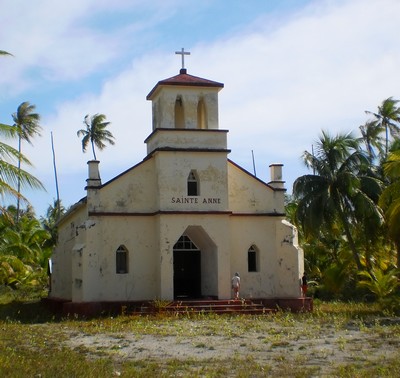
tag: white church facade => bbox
[49,60,306,313]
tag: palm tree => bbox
[358,267,399,304]
[41,198,66,225]
[0,255,35,288]
[77,113,115,160]
[293,131,384,270]
[366,97,400,157]
[0,208,51,288]
[379,149,400,267]
[359,120,385,162]
[0,123,43,211]
[12,102,42,218]
[0,207,51,265]
[40,199,66,248]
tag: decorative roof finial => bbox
[175,47,190,73]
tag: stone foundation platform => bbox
[42,297,313,318]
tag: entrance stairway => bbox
[148,299,276,315]
[44,297,312,317]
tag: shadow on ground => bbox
[0,299,60,323]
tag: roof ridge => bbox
[146,70,224,100]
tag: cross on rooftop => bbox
[175,48,190,69]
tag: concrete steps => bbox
[43,297,313,317]
[156,299,275,315]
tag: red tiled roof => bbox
[146,69,224,100]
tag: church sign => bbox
[171,197,221,204]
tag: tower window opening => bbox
[175,96,185,129]
[187,170,199,196]
[197,98,207,129]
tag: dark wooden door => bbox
[173,250,201,299]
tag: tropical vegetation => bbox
[0,206,51,288]
[289,98,400,310]
[0,99,50,289]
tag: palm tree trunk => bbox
[385,122,389,157]
[342,222,363,270]
[337,197,363,270]
[342,221,363,270]
[16,135,22,222]
[51,132,61,221]
[91,140,97,160]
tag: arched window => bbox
[173,235,200,250]
[248,245,258,272]
[187,170,199,196]
[174,96,185,129]
[116,245,128,274]
[197,98,207,129]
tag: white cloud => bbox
[3,0,400,216]
[0,0,183,91]
[191,0,400,163]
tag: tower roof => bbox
[146,69,224,100]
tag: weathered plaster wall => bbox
[76,216,157,302]
[146,129,227,155]
[155,151,229,212]
[274,220,303,298]
[94,159,157,213]
[50,206,87,300]
[228,162,284,213]
[230,216,279,298]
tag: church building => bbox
[49,52,305,313]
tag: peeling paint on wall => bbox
[50,69,304,303]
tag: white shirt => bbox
[232,276,240,288]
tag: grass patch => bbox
[0,289,400,377]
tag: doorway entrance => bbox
[173,235,201,299]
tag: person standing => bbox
[301,273,308,297]
[232,272,240,300]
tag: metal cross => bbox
[175,48,190,69]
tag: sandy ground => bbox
[63,317,400,376]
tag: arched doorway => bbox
[173,235,201,299]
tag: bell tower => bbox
[145,49,225,156]
[143,49,230,214]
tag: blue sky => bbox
[1,0,400,217]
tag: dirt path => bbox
[64,317,400,376]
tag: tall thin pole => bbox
[251,150,257,176]
[51,132,61,220]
